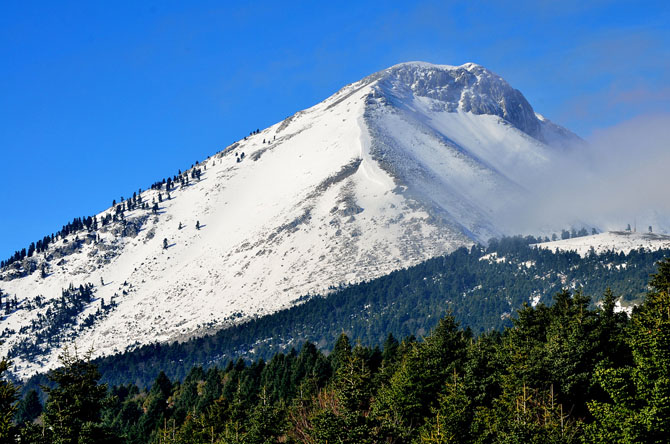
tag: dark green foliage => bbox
[8,246,670,442]
[308,347,378,443]
[28,241,664,390]
[382,333,399,364]
[135,371,173,442]
[244,387,285,443]
[418,372,473,443]
[0,358,17,440]
[58,261,660,443]
[329,333,352,373]
[42,348,118,444]
[14,389,41,425]
[374,316,469,434]
[7,258,670,442]
[585,259,670,443]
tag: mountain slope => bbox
[535,230,670,256]
[1,62,580,378]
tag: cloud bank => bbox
[506,113,670,236]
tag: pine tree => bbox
[419,371,472,443]
[0,358,17,440]
[471,383,580,443]
[382,333,399,364]
[137,371,173,441]
[42,347,117,443]
[245,386,284,443]
[586,259,670,443]
[329,333,352,373]
[374,316,468,437]
[15,389,42,425]
[304,348,377,444]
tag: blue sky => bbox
[1,0,668,259]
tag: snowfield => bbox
[534,231,670,256]
[1,62,584,378]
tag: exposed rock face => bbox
[376,62,542,138]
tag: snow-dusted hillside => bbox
[0,62,580,378]
[534,231,670,256]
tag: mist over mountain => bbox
[509,112,670,235]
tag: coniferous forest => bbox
[3,256,670,443]
[38,238,669,390]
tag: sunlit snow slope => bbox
[535,231,670,256]
[1,62,580,378]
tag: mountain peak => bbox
[386,61,461,70]
[385,61,482,71]
[373,61,542,138]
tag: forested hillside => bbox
[4,257,670,443]
[94,238,669,388]
[18,237,670,391]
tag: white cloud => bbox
[505,113,670,235]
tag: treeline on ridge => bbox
[0,159,208,271]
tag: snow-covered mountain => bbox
[1,62,582,378]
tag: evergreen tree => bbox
[15,389,42,425]
[586,259,670,443]
[301,347,377,444]
[137,371,173,441]
[418,371,472,443]
[374,316,468,437]
[42,347,117,444]
[381,333,399,364]
[329,333,352,373]
[0,358,17,441]
[471,383,581,443]
[245,386,284,443]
